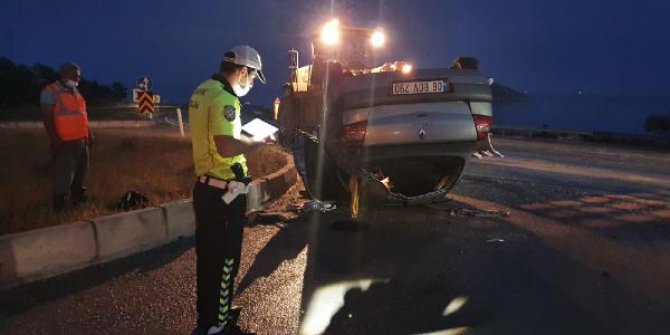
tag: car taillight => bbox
[338,121,367,149]
[472,114,492,141]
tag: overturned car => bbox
[277,19,500,217]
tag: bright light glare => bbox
[299,279,389,335]
[370,30,386,48]
[321,19,340,46]
[442,296,469,316]
[412,327,470,335]
[401,63,413,74]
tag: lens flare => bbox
[370,30,386,48]
[321,19,341,46]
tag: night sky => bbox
[1,0,669,106]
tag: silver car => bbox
[277,20,497,214]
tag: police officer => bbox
[189,46,267,335]
[41,62,93,212]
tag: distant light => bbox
[488,77,495,86]
[321,19,341,46]
[401,63,413,74]
[370,29,386,48]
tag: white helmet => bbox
[223,45,266,84]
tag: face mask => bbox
[65,79,78,88]
[232,70,253,97]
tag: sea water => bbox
[494,95,670,134]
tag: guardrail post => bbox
[176,108,185,137]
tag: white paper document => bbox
[242,118,279,142]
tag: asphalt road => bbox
[1,137,669,335]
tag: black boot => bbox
[53,194,69,212]
[228,306,241,327]
[221,324,256,335]
[71,186,88,204]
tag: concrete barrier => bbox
[90,120,155,128]
[0,121,19,128]
[0,221,96,287]
[492,125,670,147]
[247,153,297,212]
[0,150,297,289]
[161,200,196,241]
[93,207,167,260]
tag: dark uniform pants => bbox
[52,139,88,196]
[193,181,247,329]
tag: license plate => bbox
[392,80,445,95]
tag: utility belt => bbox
[198,175,230,190]
[198,163,250,204]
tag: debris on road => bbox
[448,208,511,218]
[287,200,337,213]
[251,211,298,224]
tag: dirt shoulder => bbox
[0,127,286,235]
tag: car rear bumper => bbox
[328,141,476,204]
[360,141,476,163]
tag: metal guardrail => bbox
[0,120,158,129]
[0,105,186,129]
[492,125,670,147]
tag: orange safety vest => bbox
[45,82,89,141]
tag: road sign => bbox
[136,75,152,91]
[135,89,160,104]
[137,91,155,113]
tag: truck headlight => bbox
[401,63,413,74]
[321,19,341,46]
[370,29,385,48]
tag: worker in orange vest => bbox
[40,62,94,212]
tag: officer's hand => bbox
[263,134,277,145]
[87,133,96,146]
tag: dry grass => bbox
[0,127,287,235]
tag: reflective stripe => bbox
[219,290,228,304]
[56,108,85,116]
[216,258,235,328]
